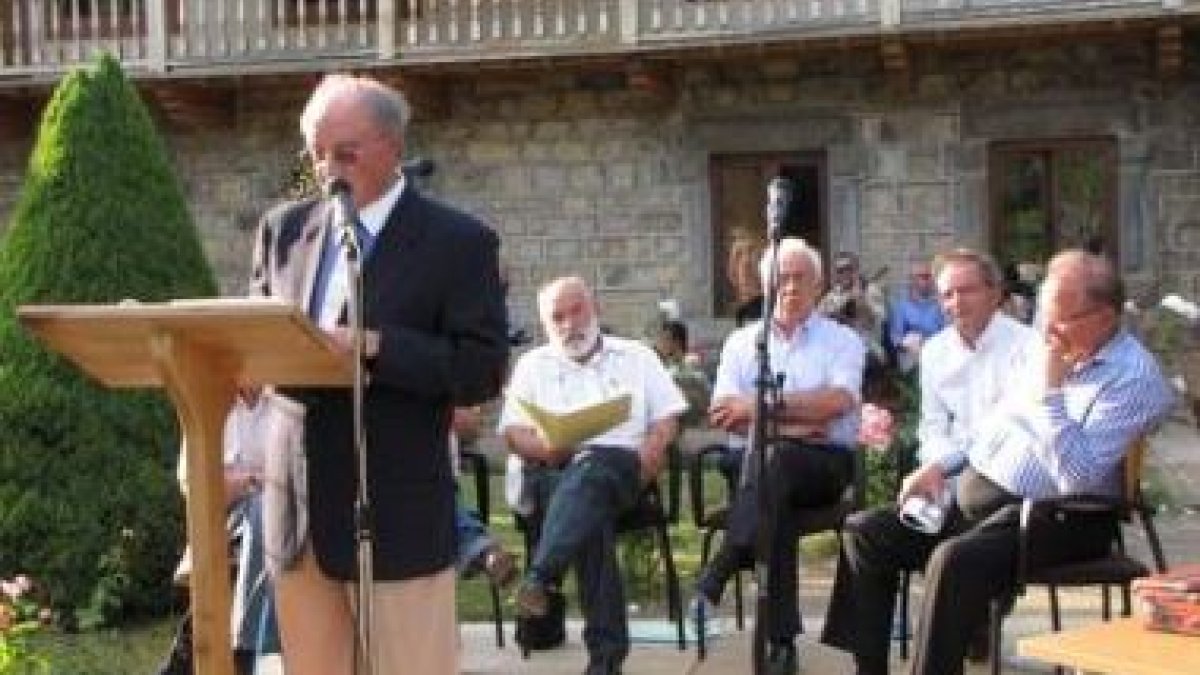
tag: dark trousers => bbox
[820,468,1116,675]
[525,447,643,665]
[700,441,853,643]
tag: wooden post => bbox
[146,0,167,71]
[379,0,396,60]
[619,0,639,44]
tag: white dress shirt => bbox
[499,336,687,512]
[917,312,1039,465]
[314,173,406,329]
[712,313,866,449]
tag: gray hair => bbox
[300,73,411,146]
[537,276,593,317]
[1047,249,1124,310]
[932,249,1003,289]
[759,237,824,289]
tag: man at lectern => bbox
[249,73,508,674]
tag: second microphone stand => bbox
[749,232,785,675]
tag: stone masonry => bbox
[2,41,1200,344]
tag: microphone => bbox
[766,176,792,242]
[325,177,357,226]
[402,157,435,178]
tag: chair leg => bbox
[490,581,504,648]
[898,570,911,660]
[654,521,686,651]
[1048,584,1061,632]
[1101,583,1112,620]
[988,599,1002,675]
[733,568,744,631]
[1120,582,1132,618]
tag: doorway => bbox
[708,152,826,317]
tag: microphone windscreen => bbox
[325,177,352,198]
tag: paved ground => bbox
[459,416,1200,674]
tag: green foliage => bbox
[0,53,217,627]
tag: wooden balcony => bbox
[0,0,1194,85]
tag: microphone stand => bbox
[750,178,788,674]
[337,209,376,675]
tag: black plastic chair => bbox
[458,448,506,649]
[689,442,867,660]
[895,437,1168,672]
[514,481,686,657]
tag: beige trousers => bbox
[274,547,459,675]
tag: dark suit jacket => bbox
[250,186,508,580]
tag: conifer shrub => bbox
[0,54,217,627]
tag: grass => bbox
[20,463,843,673]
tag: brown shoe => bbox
[482,546,518,589]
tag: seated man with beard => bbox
[500,276,687,675]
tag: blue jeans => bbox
[524,447,642,665]
[455,496,495,574]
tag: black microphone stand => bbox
[750,177,790,674]
[330,188,376,675]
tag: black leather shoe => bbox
[765,640,799,675]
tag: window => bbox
[989,138,1118,267]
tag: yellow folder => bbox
[515,393,632,448]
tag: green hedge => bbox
[0,54,217,627]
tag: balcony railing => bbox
[0,0,1190,80]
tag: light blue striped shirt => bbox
[937,329,1175,498]
[713,313,866,449]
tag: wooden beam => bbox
[625,60,675,100]
[1157,24,1183,79]
[881,40,911,91]
[143,82,238,133]
[377,72,451,120]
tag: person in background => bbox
[693,238,865,674]
[822,249,1175,675]
[250,73,508,674]
[450,406,516,587]
[819,251,887,361]
[654,320,711,429]
[888,260,946,372]
[159,390,280,675]
[727,229,767,327]
[501,276,686,675]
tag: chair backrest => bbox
[1119,434,1169,573]
[1122,435,1148,509]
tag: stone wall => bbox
[2,41,1200,340]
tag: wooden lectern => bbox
[18,298,351,675]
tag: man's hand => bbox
[326,327,381,360]
[709,396,752,433]
[638,447,665,484]
[504,426,574,467]
[638,416,680,484]
[1044,324,1078,390]
[897,462,946,507]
